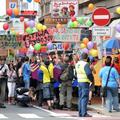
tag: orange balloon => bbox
[83,38,89,45]
[88,3,94,11]
[13,8,19,16]
[34,0,41,2]
[56,23,63,29]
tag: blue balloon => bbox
[11,13,15,18]
[27,0,32,3]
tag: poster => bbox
[51,0,78,18]
[53,28,81,42]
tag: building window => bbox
[45,3,50,15]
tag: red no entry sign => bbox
[92,7,111,26]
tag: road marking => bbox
[18,114,43,119]
[94,15,109,19]
[0,114,8,119]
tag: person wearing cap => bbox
[75,53,94,117]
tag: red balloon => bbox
[63,43,69,50]
[20,16,24,22]
[3,23,9,30]
[7,8,12,16]
[71,17,76,22]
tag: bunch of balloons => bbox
[80,38,98,57]
[6,8,19,17]
[25,21,47,34]
[68,16,93,28]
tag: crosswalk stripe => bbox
[18,114,43,119]
[0,114,8,119]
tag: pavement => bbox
[0,103,120,120]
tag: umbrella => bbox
[103,38,120,49]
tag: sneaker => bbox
[84,114,92,117]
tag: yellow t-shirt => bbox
[40,65,51,83]
[48,63,54,78]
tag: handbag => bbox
[101,66,112,98]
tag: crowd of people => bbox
[0,50,120,117]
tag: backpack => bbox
[60,67,69,82]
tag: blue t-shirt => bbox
[23,63,31,81]
[99,66,119,88]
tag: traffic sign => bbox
[92,7,111,26]
[92,27,111,36]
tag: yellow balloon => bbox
[13,8,19,16]
[36,23,43,31]
[42,25,47,31]
[80,43,86,49]
[89,49,98,57]
[73,21,78,27]
[116,7,120,14]
[88,3,94,11]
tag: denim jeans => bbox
[23,80,30,89]
[106,87,119,112]
[78,82,90,117]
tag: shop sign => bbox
[92,27,111,36]
[21,11,37,15]
[51,0,78,18]
[23,31,53,48]
[9,2,17,9]
[0,35,22,49]
[48,43,63,52]
[13,18,24,34]
[53,28,81,42]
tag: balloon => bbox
[77,17,84,24]
[34,0,41,2]
[13,8,19,16]
[26,27,33,34]
[19,47,27,54]
[11,13,15,18]
[69,21,74,28]
[20,16,24,22]
[83,38,89,45]
[32,27,38,33]
[89,49,98,57]
[87,41,94,49]
[42,25,47,31]
[71,16,76,22]
[34,43,41,51]
[27,0,32,3]
[3,23,9,30]
[11,31,16,35]
[63,43,69,50]
[73,21,78,27]
[88,3,94,11]
[116,24,120,33]
[7,8,12,16]
[36,23,43,31]
[80,43,86,49]
[47,42,53,50]
[116,7,120,14]
[56,23,62,29]
[86,20,92,27]
[29,20,35,28]
[82,48,89,54]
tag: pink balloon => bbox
[29,20,35,28]
[7,8,12,16]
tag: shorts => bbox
[43,83,54,100]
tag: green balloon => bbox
[32,27,38,33]
[26,27,33,34]
[86,20,92,27]
[77,17,84,24]
[11,31,16,35]
[34,43,41,51]
[70,22,75,28]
